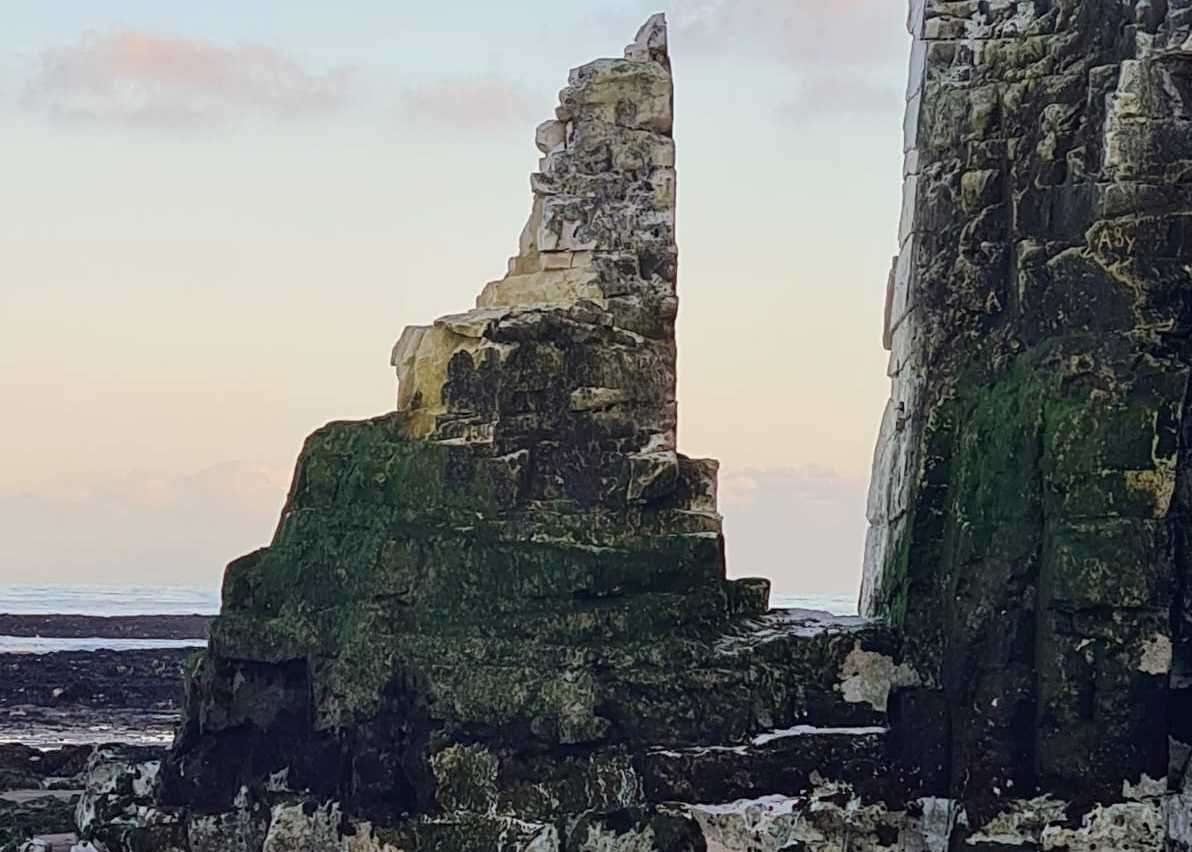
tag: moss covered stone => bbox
[862,0,1192,828]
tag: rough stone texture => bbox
[0,798,77,852]
[75,747,184,852]
[0,746,92,793]
[78,5,1192,850]
[76,15,937,852]
[390,9,679,480]
[677,791,961,852]
[0,650,189,711]
[861,0,1192,845]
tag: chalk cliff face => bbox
[863,0,1192,844]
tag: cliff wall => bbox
[862,0,1192,842]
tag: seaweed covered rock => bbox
[862,0,1192,845]
[81,3,1192,849]
[164,16,754,810]
[0,797,77,852]
[79,15,932,852]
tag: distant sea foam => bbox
[0,584,221,616]
[770,592,857,616]
[0,585,856,618]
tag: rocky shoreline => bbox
[0,650,191,714]
[62,7,1192,849]
[0,624,190,850]
[0,617,211,642]
[0,742,172,852]
[12,0,1192,847]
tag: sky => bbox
[0,0,911,597]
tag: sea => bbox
[0,585,220,654]
[0,585,858,653]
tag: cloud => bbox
[17,30,539,135]
[588,0,908,123]
[0,461,291,587]
[720,466,868,597]
[670,0,906,68]
[21,30,353,129]
[674,0,907,123]
[396,75,540,132]
[782,74,902,122]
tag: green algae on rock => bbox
[77,14,934,852]
[76,3,1192,850]
[862,0,1192,845]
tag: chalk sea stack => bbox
[78,4,1192,851]
[76,15,918,852]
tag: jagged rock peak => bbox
[387,14,684,514]
[493,9,674,312]
[625,12,669,66]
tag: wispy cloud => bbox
[671,0,905,67]
[0,462,291,586]
[586,0,907,123]
[21,30,354,129]
[17,30,542,135]
[396,75,540,131]
[675,0,906,122]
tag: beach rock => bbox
[20,836,84,852]
[0,650,191,712]
[53,14,773,852]
[0,798,77,852]
[0,746,92,792]
[77,23,929,852]
[75,747,183,852]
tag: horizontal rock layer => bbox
[77,613,928,852]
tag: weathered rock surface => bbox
[71,21,938,852]
[74,14,933,852]
[0,616,212,642]
[78,4,1192,850]
[0,796,77,852]
[75,746,180,852]
[0,746,92,793]
[862,0,1192,846]
[0,650,190,712]
[0,746,92,852]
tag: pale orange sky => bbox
[1,0,909,595]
